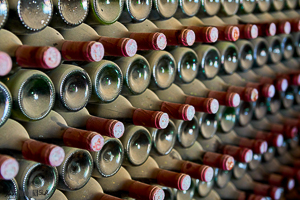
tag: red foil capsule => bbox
[289,18,300,32]
[227,86,259,102]
[160,102,195,121]
[127,180,165,200]
[221,145,253,163]
[238,138,268,154]
[186,26,219,43]
[156,169,191,191]
[256,22,276,37]
[180,161,214,182]
[277,20,291,34]
[0,51,12,76]
[236,24,258,39]
[246,82,275,98]
[132,109,169,129]
[0,155,19,180]
[253,184,282,200]
[15,46,61,69]
[129,32,167,50]
[207,91,240,107]
[98,37,137,57]
[268,174,295,190]
[159,29,195,46]
[217,25,240,41]
[22,139,65,167]
[255,131,283,147]
[269,124,298,139]
[202,152,235,170]
[184,97,219,114]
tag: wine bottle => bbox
[280,108,300,119]
[57,108,124,138]
[261,158,300,182]
[60,23,137,57]
[19,26,105,62]
[193,44,220,79]
[50,0,88,29]
[119,124,152,166]
[113,55,150,95]
[0,29,61,69]
[0,81,11,128]
[163,79,240,108]
[2,69,55,121]
[197,135,253,163]
[248,165,295,190]
[216,130,268,155]
[149,119,177,155]
[175,0,201,18]
[49,190,68,200]
[195,112,218,139]
[193,189,221,200]
[0,178,18,200]
[202,76,259,102]
[119,0,153,23]
[64,177,123,200]
[220,73,275,98]
[169,47,198,85]
[125,156,192,191]
[237,69,288,92]
[173,180,195,200]
[87,95,169,129]
[234,124,284,147]
[125,20,196,46]
[0,154,19,180]
[91,136,124,178]
[5,0,53,34]
[178,16,240,42]
[266,35,283,63]
[56,147,93,191]
[152,149,214,182]
[20,110,104,152]
[254,13,291,34]
[15,159,58,200]
[200,0,221,16]
[279,34,295,60]
[0,51,12,76]
[214,181,266,200]
[235,40,254,71]
[148,0,178,20]
[46,64,92,112]
[81,60,123,103]
[270,0,284,11]
[91,22,170,50]
[172,116,199,147]
[235,101,254,127]
[266,113,300,130]
[153,17,218,43]
[128,89,196,120]
[174,141,235,171]
[277,152,300,168]
[96,167,165,200]
[85,0,124,25]
[251,118,298,139]
[231,173,282,200]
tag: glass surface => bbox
[0,179,18,199]
[25,165,57,200]
[269,39,282,63]
[256,0,270,12]
[21,75,54,120]
[153,121,176,155]
[214,168,232,188]
[255,41,268,66]
[196,179,214,197]
[267,91,281,114]
[154,55,175,89]
[0,0,8,27]
[178,51,198,83]
[202,0,220,16]
[262,147,275,162]
[240,0,256,13]
[98,139,123,176]
[62,70,91,111]
[64,150,93,189]
[176,179,194,199]
[253,97,267,120]
[127,59,151,94]
[232,162,247,179]
[282,36,294,60]
[127,0,152,21]
[93,0,123,24]
[220,107,236,132]
[221,0,239,15]
[59,0,88,25]
[248,154,261,170]
[128,129,151,165]
[156,0,178,18]
[0,83,11,127]
[223,46,238,74]
[180,0,201,16]
[19,0,52,31]
[282,86,294,109]
[239,44,253,70]
[202,49,220,79]
[178,117,199,148]
[200,114,217,139]
[238,101,253,126]
[96,64,122,102]
[272,0,284,10]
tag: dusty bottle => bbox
[119,0,153,23]
[86,95,169,129]
[174,141,235,171]
[0,29,61,69]
[234,40,254,71]
[148,0,178,20]
[2,69,55,121]
[96,166,165,200]
[0,82,11,127]
[46,64,92,112]
[152,149,214,182]
[19,26,105,62]
[64,177,123,199]
[49,190,68,200]
[60,23,137,57]
[125,19,196,46]
[5,0,53,34]
[15,159,58,200]
[125,156,192,191]
[20,110,105,152]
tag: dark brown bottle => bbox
[20,110,105,152]
[0,119,65,167]
[86,95,169,129]
[96,167,165,200]
[0,29,61,69]
[19,26,105,62]
[60,23,137,57]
